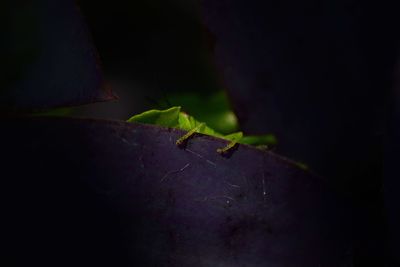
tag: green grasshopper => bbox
[127,106,276,154]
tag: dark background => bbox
[3,0,400,265]
[76,1,400,265]
[74,0,221,120]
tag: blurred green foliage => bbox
[163,90,239,134]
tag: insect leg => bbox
[216,140,238,154]
[176,123,205,146]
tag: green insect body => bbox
[127,106,276,154]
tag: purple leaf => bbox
[2,117,352,266]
